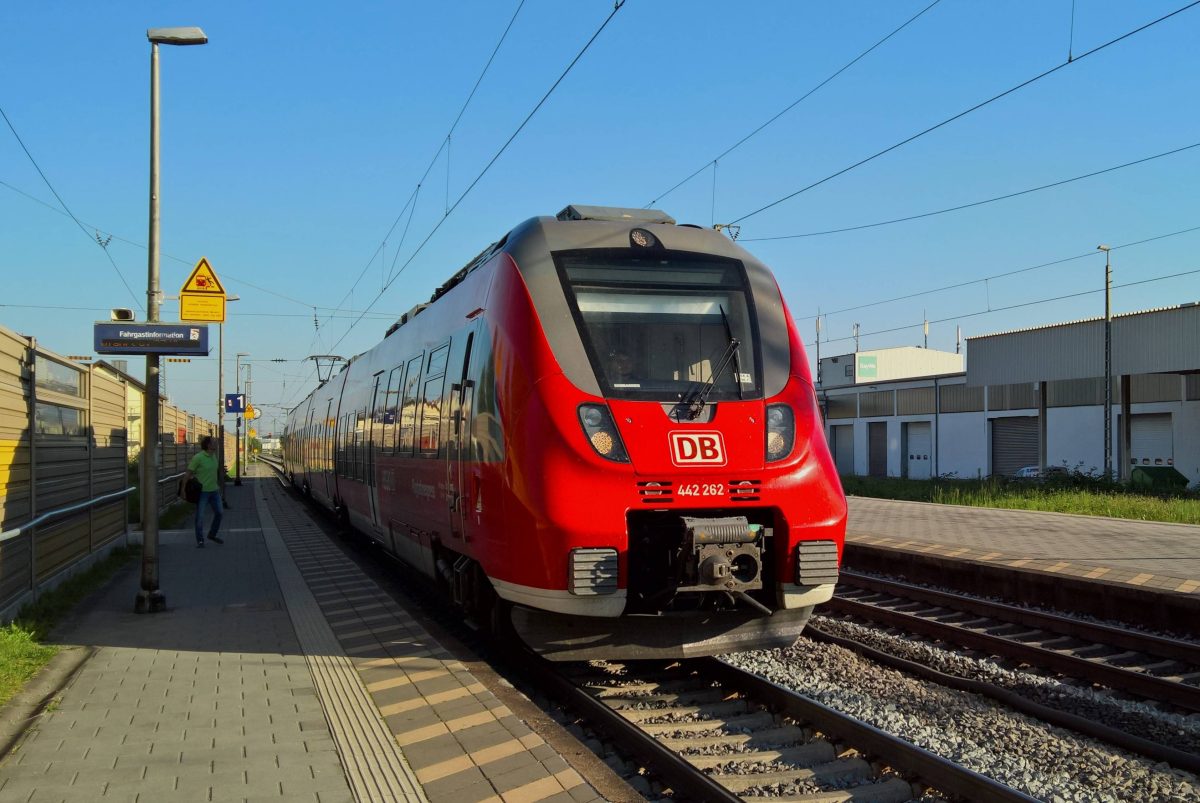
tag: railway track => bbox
[258,460,1034,800]
[829,570,1200,711]
[257,460,1198,798]
[816,570,1200,776]
[528,656,1037,802]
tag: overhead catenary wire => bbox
[645,0,943,208]
[794,222,1200,323]
[330,0,627,354]
[815,265,1200,348]
[724,0,1200,227]
[0,105,142,310]
[0,177,322,310]
[326,0,527,332]
[744,141,1200,242]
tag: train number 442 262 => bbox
[677,483,723,497]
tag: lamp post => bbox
[235,352,249,486]
[217,296,240,505]
[137,25,207,615]
[1098,244,1113,481]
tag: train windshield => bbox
[557,252,761,400]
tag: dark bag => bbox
[184,478,202,504]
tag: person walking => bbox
[185,435,224,547]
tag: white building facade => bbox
[818,305,1200,485]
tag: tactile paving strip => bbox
[256,486,429,802]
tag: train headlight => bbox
[578,404,630,462]
[765,403,794,462]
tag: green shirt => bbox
[188,450,220,492]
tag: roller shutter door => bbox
[831,424,854,475]
[991,416,1037,476]
[868,422,888,478]
[1130,413,1173,467]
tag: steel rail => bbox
[702,658,1039,802]
[805,623,1200,776]
[829,587,1200,712]
[516,654,744,803]
[841,569,1200,663]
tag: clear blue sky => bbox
[3,1,1198,433]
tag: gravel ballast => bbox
[724,625,1200,803]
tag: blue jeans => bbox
[195,490,223,543]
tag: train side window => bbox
[355,408,368,481]
[420,343,450,457]
[398,354,424,455]
[335,413,345,477]
[382,365,402,454]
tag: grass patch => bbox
[0,626,57,710]
[0,546,139,709]
[841,475,1200,525]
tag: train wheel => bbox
[334,503,352,539]
[488,595,515,644]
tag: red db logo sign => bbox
[669,431,726,466]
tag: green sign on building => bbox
[857,355,878,379]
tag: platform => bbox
[0,465,611,803]
[846,496,1200,591]
[843,496,1200,633]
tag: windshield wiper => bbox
[720,304,745,402]
[685,329,740,420]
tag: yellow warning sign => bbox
[181,257,225,294]
[249,428,257,438]
[181,293,225,322]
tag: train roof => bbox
[386,204,772,339]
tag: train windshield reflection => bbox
[558,253,760,400]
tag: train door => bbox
[447,324,478,542]
[304,407,316,479]
[366,372,383,531]
[322,399,335,500]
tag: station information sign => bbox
[180,257,226,323]
[94,323,210,355]
[225,394,245,414]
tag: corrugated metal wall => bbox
[1129,374,1181,403]
[896,387,935,416]
[825,394,857,419]
[987,383,1039,411]
[859,390,895,417]
[1047,378,1103,407]
[0,323,220,615]
[0,328,33,607]
[968,305,1200,386]
[939,384,984,413]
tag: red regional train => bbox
[282,205,846,660]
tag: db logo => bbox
[669,431,726,466]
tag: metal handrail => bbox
[0,470,189,543]
[0,486,135,543]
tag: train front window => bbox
[557,252,760,400]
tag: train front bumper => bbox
[509,605,815,661]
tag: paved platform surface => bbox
[846,496,1200,594]
[0,468,607,802]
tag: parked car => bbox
[1013,465,1069,480]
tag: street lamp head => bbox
[1097,244,1110,252]
[147,27,208,45]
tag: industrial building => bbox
[817,304,1200,485]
